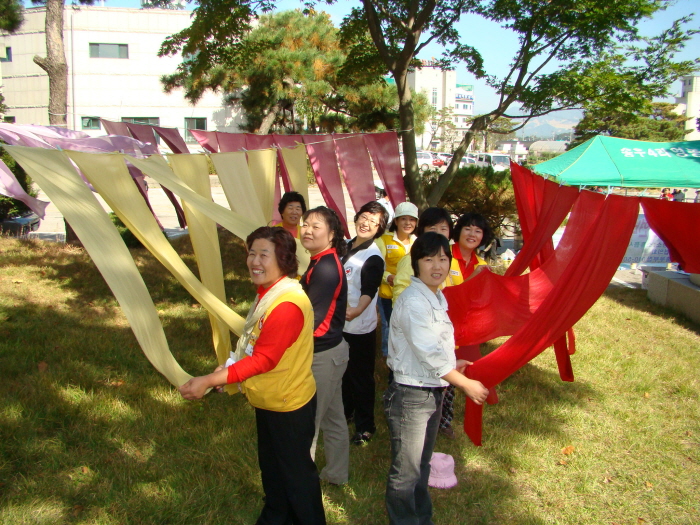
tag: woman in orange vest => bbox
[179,226,325,524]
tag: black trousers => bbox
[342,330,377,435]
[255,395,326,525]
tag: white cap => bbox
[394,201,419,219]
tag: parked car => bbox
[436,153,453,165]
[431,153,445,167]
[0,211,40,236]
[459,156,476,168]
[415,151,435,171]
[474,153,511,172]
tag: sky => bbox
[37,0,700,120]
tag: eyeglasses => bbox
[358,214,380,227]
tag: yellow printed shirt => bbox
[375,232,416,299]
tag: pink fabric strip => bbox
[334,134,376,214]
[100,119,131,138]
[189,130,219,153]
[302,134,349,237]
[154,126,190,154]
[216,132,246,152]
[0,160,50,218]
[124,123,159,155]
[363,132,406,207]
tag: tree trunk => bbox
[395,71,430,211]
[33,0,67,127]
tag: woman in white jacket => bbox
[384,232,488,525]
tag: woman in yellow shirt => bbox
[375,202,419,357]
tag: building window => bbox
[432,88,438,107]
[3,116,15,123]
[0,47,11,62]
[184,117,207,143]
[463,104,468,109]
[122,117,160,126]
[90,43,129,59]
[455,103,459,109]
[81,117,101,130]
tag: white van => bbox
[475,153,511,172]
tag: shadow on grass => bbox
[0,299,270,524]
[3,229,255,311]
[603,287,700,335]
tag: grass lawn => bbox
[1,232,698,525]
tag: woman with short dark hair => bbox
[179,226,325,524]
[341,201,388,445]
[384,232,488,525]
[300,206,351,485]
[273,191,307,238]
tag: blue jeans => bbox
[378,298,393,357]
[384,382,443,525]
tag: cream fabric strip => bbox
[65,150,245,339]
[246,148,277,225]
[168,154,234,365]
[5,146,192,387]
[209,152,267,227]
[280,145,310,210]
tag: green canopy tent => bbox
[532,136,700,188]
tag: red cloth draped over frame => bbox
[364,132,406,208]
[640,198,700,273]
[334,134,376,213]
[460,192,640,445]
[154,126,190,154]
[303,134,349,237]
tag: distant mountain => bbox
[517,111,581,140]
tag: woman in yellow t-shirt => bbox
[374,201,418,357]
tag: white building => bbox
[675,75,700,141]
[453,83,474,137]
[406,61,457,151]
[0,6,242,143]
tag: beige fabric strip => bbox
[280,145,310,210]
[5,146,192,387]
[168,154,233,365]
[246,149,277,225]
[210,152,267,227]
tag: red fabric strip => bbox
[100,119,130,138]
[364,132,406,207]
[189,130,219,153]
[154,126,190,154]
[216,132,247,152]
[334,134,376,213]
[124,123,159,155]
[302,134,349,237]
[640,198,700,273]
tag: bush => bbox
[0,147,36,221]
[428,164,519,237]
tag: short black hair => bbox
[410,232,452,277]
[452,213,494,248]
[277,191,307,215]
[353,201,389,239]
[302,206,348,257]
[246,226,298,277]
[416,207,453,237]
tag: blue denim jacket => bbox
[388,276,456,388]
